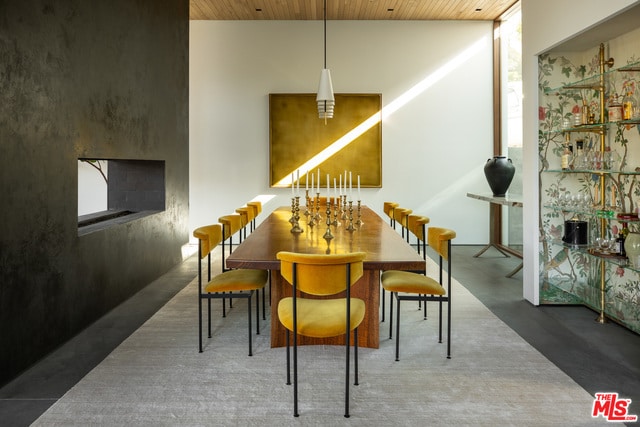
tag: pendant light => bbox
[316,0,334,122]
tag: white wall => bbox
[78,160,107,216]
[189,20,494,244]
[521,0,640,304]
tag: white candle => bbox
[291,173,294,196]
[334,178,337,201]
[339,174,342,196]
[326,173,330,199]
[349,171,352,198]
[305,171,308,190]
[357,175,361,200]
[311,173,314,194]
[296,170,300,194]
[317,169,320,193]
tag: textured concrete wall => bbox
[0,0,189,385]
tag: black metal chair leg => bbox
[354,327,359,386]
[256,290,260,335]
[248,294,253,357]
[381,287,385,322]
[345,328,350,418]
[285,330,291,385]
[262,283,266,320]
[198,294,203,353]
[388,292,394,339]
[395,297,401,362]
[438,300,443,343]
[447,298,452,359]
[293,329,299,417]
[207,296,212,338]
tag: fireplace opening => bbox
[78,159,165,235]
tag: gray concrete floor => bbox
[1,245,639,426]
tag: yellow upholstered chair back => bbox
[393,207,412,228]
[277,252,366,296]
[383,202,398,218]
[428,227,457,260]
[247,201,262,216]
[218,214,243,239]
[408,215,430,242]
[235,207,253,228]
[193,224,222,258]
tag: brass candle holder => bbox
[332,196,341,227]
[346,200,355,232]
[356,200,363,227]
[303,190,311,220]
[290,196,303,233]
[289,197,296,224]
[323,200,334,241]
[314,192,322,222]
[307,194,316,229]
[341,194,348,220]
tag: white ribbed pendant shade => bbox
[316,68,335,119]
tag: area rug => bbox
[32,256,609,426]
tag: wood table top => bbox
[226,205,425,271]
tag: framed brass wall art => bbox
[269,93,382,188]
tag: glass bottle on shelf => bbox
[581,102,590,125]
[608,93,623,122]
[622,91,637,120]
[568,146,574,169]
[574,139,586,170]
[561,134,572,170]
[617,232,626,257]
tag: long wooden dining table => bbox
[225,205,425,349]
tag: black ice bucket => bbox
[562,219,588,246]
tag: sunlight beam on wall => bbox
[275,36,489,187]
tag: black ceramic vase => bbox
[484,156,515,197]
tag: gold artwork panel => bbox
[269,93,382,188]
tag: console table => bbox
[466,192,523,278]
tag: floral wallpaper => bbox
[538,41,640,335]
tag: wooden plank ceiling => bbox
[190,0,518,21]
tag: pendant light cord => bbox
[323,0,327,69]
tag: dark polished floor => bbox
[1,245,639,426]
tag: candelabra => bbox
[323,200,334,241]
[290,196,303,233]
[314,192,322,222]
[346,200,355,232]
[332,196,341,227]
[355,200,363,227]
[341,194,348,220]
[303,190,311,221]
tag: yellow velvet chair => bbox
[276,251,367,418]
[381,214,430,322]
[407,214,431,314]
[392,207,412,241]
[218,214,243,273]
[383,202,399,228]
[193,224,268,356]
[235,206,254,240]
[381,227,456,361]
[407,214,430,256]
[246,200,262,230]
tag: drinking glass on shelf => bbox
[592,151,603,170]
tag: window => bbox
[499,2,522,252]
